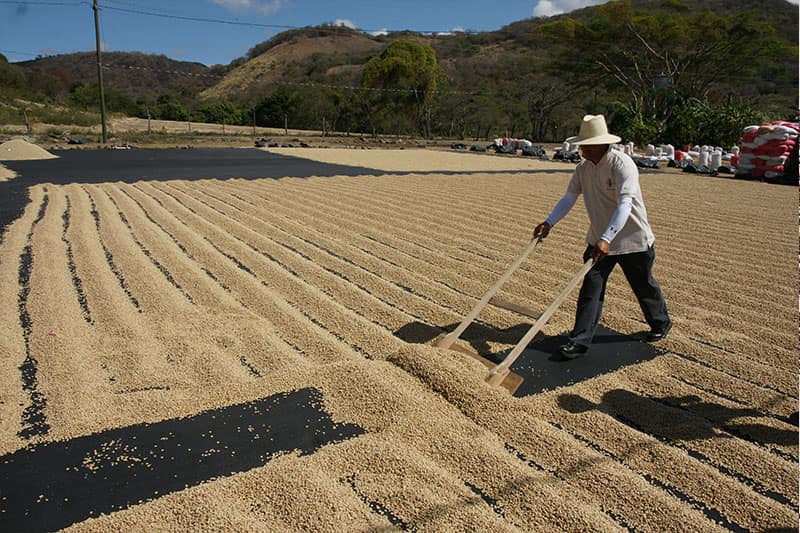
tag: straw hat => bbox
[566,114,621,145]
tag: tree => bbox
[254,87,299,128]
[154,93,189,121]
[68,81,138,115]
[361,39,443,138]
[195,101,244,125]
[334,90,370,136]
[662,96,764,147]
[534,0,792,142]
[526,74,578,142]
[0,54,28,98]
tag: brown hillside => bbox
[18,52,214,97]
[200,34,383,100]
[324,63,363,77]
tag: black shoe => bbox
[645,321,672,342]
[559,341,589,360]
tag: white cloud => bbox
[211,0,284,16]
[369,28,389,36]
[533,0,607,18]
[333,18,357,29]
[434,27,465,36]
[212,0,250,8]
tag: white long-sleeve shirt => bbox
[545,148,655,255]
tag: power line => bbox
[97,3,479,35]
[0,47,85,58]
[102,62,220,80]
[0,0,84,5]
[4,46,795,91]
[95,61,798,95]
[6,1,796,76]
[99,62,482,95]
[80,58,800,91]
[100,0,260,27]
[4,41,795,89]
[99,4,297,30]
[0,49,42,58]
[0,0,477,36]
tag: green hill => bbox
[2,0,797,144]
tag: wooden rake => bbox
[435,237,593,394]
[485,258,593,389]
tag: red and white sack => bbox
[736,121,799,178]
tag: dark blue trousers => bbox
[570,244,670,347]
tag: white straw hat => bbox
[565,114,621,145]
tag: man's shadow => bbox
[558,389,798,447]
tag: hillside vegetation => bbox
[2,0,797,146]
[200,32,383,101]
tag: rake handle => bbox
[487,258,594,382]
[436,237,542,350]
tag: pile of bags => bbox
[520,144,548,158]
[642,143,676,160]
[735,121,799,180]
[490,137,534,154]
[553,146,581,163]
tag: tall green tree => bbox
[254,87,300,128]
[361,39,443,138]
[534,0,793,142]
[0,54,27,98]
[195,101,244,125]
[153,93,189,121]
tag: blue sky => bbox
[0,0,616,65]
[2,0,798,66]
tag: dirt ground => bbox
[1,116,500,152]
[0,148,796,531]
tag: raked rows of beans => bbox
[0,167,795,531]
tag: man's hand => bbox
[533,221,551,240]
[592,239,610,263]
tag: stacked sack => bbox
[736,121,799,180]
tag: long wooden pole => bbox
[93,0,107,144]
[486,258,593,386]
[436,238,542,350]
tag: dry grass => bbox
[200,34,383,101]
[0,149,796,531]
[109,116,310,138]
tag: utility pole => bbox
[93,0,108,144]
[23,109,32,134]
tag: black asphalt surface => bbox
[0,388,363,532]
[0,148,383,235]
